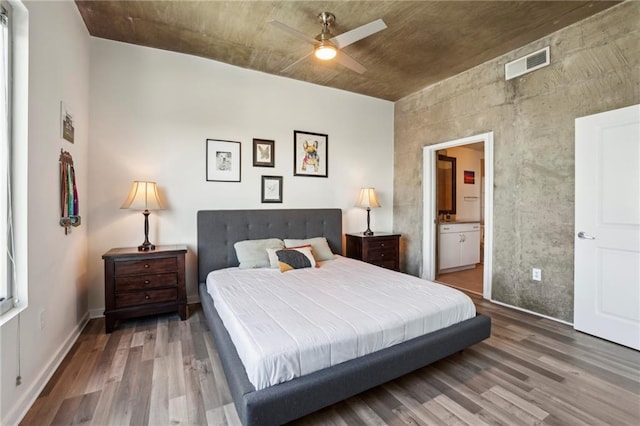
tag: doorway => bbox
[422,132,494,299]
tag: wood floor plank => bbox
[148,356,169,426]
[424,396,466,426]
[344,395,387,426]
[222,402,242,426]
[20,299,640,426]
[70,390,101,425]
[480,389,540,426]
[88,380,119,426]
[383,382,447,426]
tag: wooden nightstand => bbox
[102,245,187,333]
[345,233,401,271]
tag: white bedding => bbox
[206,255,476,390]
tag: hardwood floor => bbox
[21,296,640,425]
[436,264,484,295]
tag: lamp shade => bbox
[120,181,163,211]
[355,187,381,209]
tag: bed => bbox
[197,208,491,425]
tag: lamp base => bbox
[363,207,374,236]
[138,210,156,251]
[138,242,156,251]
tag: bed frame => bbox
[197,209,491,426]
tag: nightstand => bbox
[102,245,187,333]
[345,233,401,271]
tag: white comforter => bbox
[206,255,476,390]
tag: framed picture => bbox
[253,139,275,167]
[293,130,328,177]
[261,175,283,203]
[464,170,475,184]
[60,102,74,143]
[206,139,241,182]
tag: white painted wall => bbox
[87,39,394,313]
[447,146,483,222]
[0,1,90,424]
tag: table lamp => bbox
[355,187,381,236]
[121,181,164,251]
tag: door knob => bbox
[577,232,596,240]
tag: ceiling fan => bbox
[269,12,387,74]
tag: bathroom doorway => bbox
[422,132,493,299]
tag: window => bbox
[0,0,15,315]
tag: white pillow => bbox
[234,238,284,269]
[284,237,334,261]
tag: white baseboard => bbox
[488,298,573,326]
[89,308,104,319]
[3,311,90,426]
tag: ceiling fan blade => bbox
[331,19,387,49]
[281,52,313,73]
[334,51,367,74]
[269,20,318,45]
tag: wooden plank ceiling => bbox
[75,1,620,101]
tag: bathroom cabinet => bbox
[439,223,480,272]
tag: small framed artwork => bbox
[261,175,283,203]
[60,102,74,143]
[294,130,328,178]
[464,170,475,184]
[253,139,275,167]
[206,139,241,182]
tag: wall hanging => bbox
[59,149,81,234]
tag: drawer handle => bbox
[380,254,385,257]
[145,294,150,300]
[144,280,150,285]
[380,243,385,247]
[144,264,150,269]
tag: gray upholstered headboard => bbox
[197,209,343,283]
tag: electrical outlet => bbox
[39,309,45,330]
[532,268,542,281]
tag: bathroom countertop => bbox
[440,221,481,224]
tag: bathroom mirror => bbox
[437,154,456,214]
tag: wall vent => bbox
[505,46,550,80]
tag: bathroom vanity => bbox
[439,222,481,272]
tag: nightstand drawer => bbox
[115,288,178,308]
[115,272,178,292]
[115,257,177,276]
[366,248,395,262]
[370,258,398,270]
[364,237,397,251]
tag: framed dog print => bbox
[294,130,328,177]
[261,175,283,203]
[206,139,241,182]
[253,139,275,167]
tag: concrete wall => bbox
[87,39,394,315]
[394,1,639,322]
[0,1,90,424]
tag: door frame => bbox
[422,132,494,299]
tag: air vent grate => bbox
[505,46,550,80]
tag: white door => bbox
[574,104,640,350]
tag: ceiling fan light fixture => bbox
[315,41,337,60]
